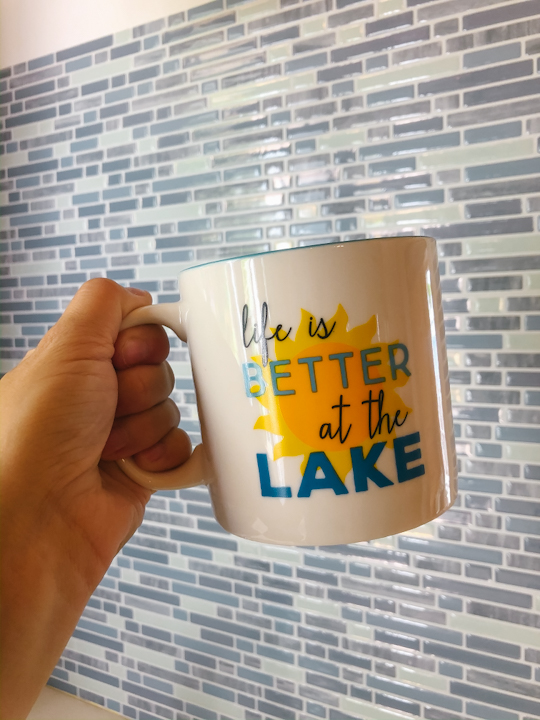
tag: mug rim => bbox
[181,234,435,275]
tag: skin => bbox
[0,279,192,720]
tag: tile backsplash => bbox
[1,0,540,718]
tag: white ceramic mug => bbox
[118,236,457,546]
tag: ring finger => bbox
[102,398,180,461]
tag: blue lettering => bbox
[351,442,394,492]
[361,347,385,385]
[297,452,349,498]
[298,355,323,392]
[242,361,266,397]
[388,343,411,381]
[270,360,295,396]
[257,454,292,497]
[394,431,425,483]
[329,351,354,389]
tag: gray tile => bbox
[452,255,540,273]
[424,641,531,680]
[496,568,540,590]
[373,628,419,650]
[395,190,444,207]
[56,36,113,62]
[188,0,224,22]
[450,681,540,716]
[466,635,521,659]
[497,426,540,442]
[466,76,540,107]
[398,537,502,564]
[366,612,462,645]
[465,701,519,720]
[423,575,532,609]
[331,27,429,63]
[293,33,336,54]
[359,132,459,160]
[248,0,332,32]
[318,60,363,83]
[469,157,540,183]
[464,121,522,144]
[451,96,540,133]
[368,674,462,713]
[420,60,533,97]
[261,26,300,46]
[525,391,540,406]
[393,117,443,136]
[446,336,503,350]
[463,1,540,31]
[464,42,522,69]
[258,644,295,664]
[163,13,235,45]
[327,4,375,29]
[468,599,540,630]
[506,408,540,424]
[497,497,540,517]
[367,85,414,107]
[366,11,413,36]
[468,276,523,291]
[426,217,533,238]
[508,296,540,312]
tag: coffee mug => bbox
[118,236,457,546]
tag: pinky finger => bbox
[133,427,192,473]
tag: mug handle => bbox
[114,303,206,492]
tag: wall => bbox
[1,1,540,719]
[0,0,200,69]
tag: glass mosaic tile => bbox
[1,1,540,718]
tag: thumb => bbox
[44,279,152,356]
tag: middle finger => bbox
[116,361,175,417]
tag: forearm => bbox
[0,509,102,720]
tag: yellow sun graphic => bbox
[250,305,412,482]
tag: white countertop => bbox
[28,687,125,720]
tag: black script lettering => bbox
[242,303,292,367]
[319,394,352,444]
[361,389,408,440]
[308,315,337,340]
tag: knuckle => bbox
[83,277,119,297]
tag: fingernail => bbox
[126,286,149,297]
[122,338,149,365]
[142,441,165,463]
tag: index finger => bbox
[113,324,171,370]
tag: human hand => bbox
[0,278,191,719]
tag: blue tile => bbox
[118,581,180,606]
[464,121,522,144]
[127,225,157,238]
[466,157,540,182]
[464,42,522,69]
[111,41,141,60]
[72,628,123,652]
[27,147,53,161]
[75,123,103,139]
[424,642,531,679]
[57,35,113,62]
[368,675,462,712]
[398,537,502,564]
[299,655,340,677]
[423,575,532,609]
[466,701,519,720]
[450,681,540,716]
[7,159,57,177]
[65,56,92,73]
